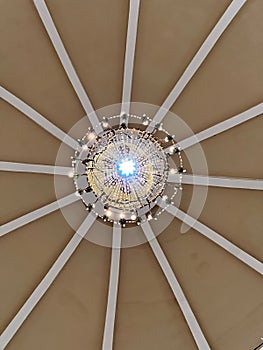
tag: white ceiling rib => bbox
[0,86,78,150]
[176,102,263,150]
[0,193,80,237]
[168,174,263,191]
[0,162,71,176]
[121,0,140,121]
[0,213,97,349]
[33,0,103,134]
[163,205,263,275]
[141,221,211,349]
[102,224,122,350]
[147,0,247,131]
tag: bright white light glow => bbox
[87,132,96,141]
[118,159,136,177]
[170,168,177,175]
[105,210,112,217]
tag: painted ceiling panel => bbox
[44,0,129,110]
[171,0,263,134]
[0,172,57,224]
[0,100,61,165]
[198,186,263,261]
[158,226,263,350]
[201,115,263,178]
[0,210,74,334]
[0,0,85,133]
[115,243,198,350]
[132,0,232,107]
[5,239,111,350]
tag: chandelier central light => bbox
[117,159,136,177]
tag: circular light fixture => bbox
[72,114,184,225]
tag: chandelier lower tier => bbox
[71,114,185,226]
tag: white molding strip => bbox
[164,205,263,275]
[147,0,247,130]
[0,86,79,150]
[141,221,211,349]
[177,102,263,150]
[0,162,72,176]
[33,0,102,134]
[0,193,79,237]
[102,224,122,350]
[121,0,140,119]
[168,174,263,191]
[0,213,96,349]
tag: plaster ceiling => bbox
[0,1,262,349]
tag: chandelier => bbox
[71,114,185,226]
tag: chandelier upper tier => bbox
[71,114,185,226]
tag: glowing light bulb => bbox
[87,132,95,141]
[147,214,153,220]
[105,210,112,217]
[169,168,177,175]
[131,214,137,221]
[169,146,175,153]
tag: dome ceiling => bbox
[0,1,263,349]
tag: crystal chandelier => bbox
[72,114,185,226]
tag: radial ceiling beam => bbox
[141,221,211,350]
[168,174,263,191]
[0,161,72,176]
[0,86,79,150]
[0,193,79,237]
[0,213,97,349]
[121,0,140,122]
[176,102,263,150]
[102,224,122,350]
[147,0,247,131]
[163,205,263,275]
[33,0,103,134]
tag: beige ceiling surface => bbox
[0,210,74,331]
[200,115,263,178]
[0,0,84,134]
[158,222,263,350]
[181,185,263,261]
[0,99,61,165]
[170,0,263,134]
[115,243,197,350]
[0,172,56,223]
[5,239,111,350]
[45,0,129,111]
[132,0,231,110]
[0,0,262,350]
